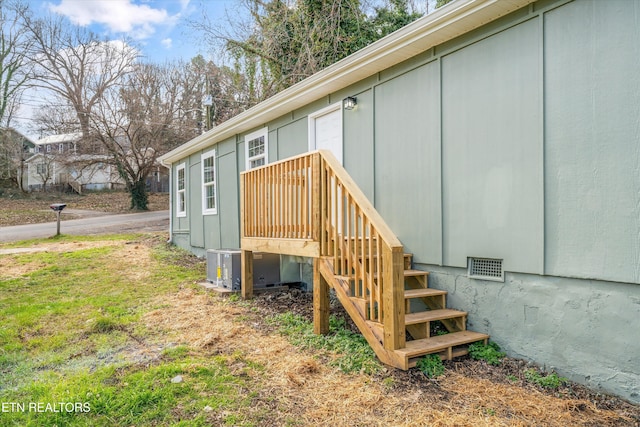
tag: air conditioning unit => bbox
[206,249,281,291]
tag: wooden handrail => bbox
[317,150,402,248]
[241,149,405,350]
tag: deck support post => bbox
[313,258,330,335]
[241,250,253,299]
[382,245,406,351]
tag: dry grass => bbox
[145,287,638,427]
[0,240,123,278]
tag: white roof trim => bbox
[159,0,534,165]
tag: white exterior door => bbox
[309,103,343,233]
[309,103,343,164]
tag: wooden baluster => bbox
[367,219,375,321]
[319,157,325,251]
[376,230,382,323]
[288,159,292,238]
[333,174,339,272]
[294,157,300,238]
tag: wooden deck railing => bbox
[242,152,318,241]
[241,150,405,351]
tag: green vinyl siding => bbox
[374,61,442,265]
[276,118,308,160]
[343,89,374,201]
[441,17,542,274]
[218,150,240,248]
[189,161,204,248]
[543,0,640,284]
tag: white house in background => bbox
[25,132,123,192]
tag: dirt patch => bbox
[145,287,640,426]
[0,240,124,278]
[0,235,163,279]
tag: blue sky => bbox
[33,0,239,63]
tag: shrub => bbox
[524,368,567,389]
[468,341,505,366]
[416,354,445,378]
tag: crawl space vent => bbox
[468,257,504,282]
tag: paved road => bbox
[0,210,169,243]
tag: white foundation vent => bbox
[468,257,504,282]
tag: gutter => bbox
[158,0,534,166]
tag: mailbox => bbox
[50,203,67,236]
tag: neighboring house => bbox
[159,0,640,403]
[0,128,35,189]
[25,133,123,192]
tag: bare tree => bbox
[30,104,80,136]
[0,0,30,126]
[90,62,201,210]
[186,55,248,127]
[0,0,34,190]
[189,0,422,101]
[19,11,139,140]
[0,127,31,190]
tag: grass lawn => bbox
[0,233,255,426]
[0,234,637,426]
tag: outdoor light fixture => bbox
[343,96,357,110]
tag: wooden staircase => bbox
[318,251,488,369]
[240,150,489,370]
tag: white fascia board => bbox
[158,0,534,166]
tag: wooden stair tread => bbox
[347,252,412,257]
[404,288,446,299]
[396,331,490,358]
[404,269,428,277]
[334,268,427,283]
[405,308,466,325]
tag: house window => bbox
[201,149,217,215]
[59,144,64,153]
[36,163,48,175]
[46,145,51,153]
[245,128,268,170]
[176,163,186,218]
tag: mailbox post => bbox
[49,203,67,236]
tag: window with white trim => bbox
[176,163,186,217]
[245,128,268,170]
[201,149,217,215]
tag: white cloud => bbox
[49,0,175,40]
[161,38,172,49]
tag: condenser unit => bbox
[206,249,280,290]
